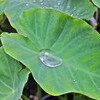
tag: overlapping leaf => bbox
[1,8,100,99]
[0,0,7,15]
[0,0,96,28]
[92,0,100,8]
[0,47,29,100]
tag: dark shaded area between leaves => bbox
[22,74,95,100]
[23,73,74,100]
[0,15,17,33]
[88,9,100,32]
[96,9,100,32]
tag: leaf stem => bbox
[37,85,42,99]
[21,94,30,100]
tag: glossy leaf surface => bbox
[1,9,100,99]
[0,0,96,28]
[92,0,100,8]
[0,47,29,100]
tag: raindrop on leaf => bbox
[26,3,29,6]
[71,14,73,16]
[73,80,76,82]
[39,49,62,67]
[58,2,60,6]
[49,7,53,9]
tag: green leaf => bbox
[92,0,100,8]
[0,0,96,28]
[0,47,29,100]
[0,13,4,22]
[0,39,2,47]
[0,0,7,15]
[1,8,100,99]
[0,0,6,4]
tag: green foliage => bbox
[0,13,4,22]
[92,0,100,8]
[0,0,6,15]
[0,47,29,100]
[1,8,100,99]
[0,0,96,28]
[0,0,100,100]
[0,0,5,4]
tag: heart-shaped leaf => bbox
[0,0,96,28]
[92,0,100,8]
[0,47,29,100]
[1,8,100,99]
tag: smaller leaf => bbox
[0,0,96,30]
[92,0,100,8]
[0,0,7,15]
[0,47,30,100]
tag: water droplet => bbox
[26,3,29,6]
[67,6,70,9]
[71,14,73,16]
[12,90,15,93]
[77,13,79,15]
[39,49,62,67]
[58,2,60,6]
[49,7,53,9]
[73,80,76,82]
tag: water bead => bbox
[39,49,62,67]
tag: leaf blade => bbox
[0,47,29,100]
[1,9,100,99]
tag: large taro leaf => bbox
[0,47,29,100]
[0,0,96,28]
[92,0,100,8]
[1,8,100,99]
[0,0,7,15]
